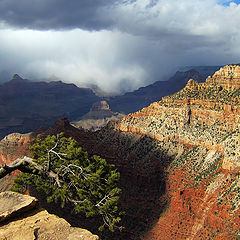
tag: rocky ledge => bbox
[0,191,99,240]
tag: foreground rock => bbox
[0,191,99,240]
[0,191,37,222]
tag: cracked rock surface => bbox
[0,191,99,240]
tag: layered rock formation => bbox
[0,191,99,240]
[206,65,240,90]
[72,101,125,131]
[110,64,240,239]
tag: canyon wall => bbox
[0,133,32,192]
[107,65,240,239]
[1,65,240,239]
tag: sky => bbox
[0,0,240,94]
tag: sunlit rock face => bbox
[110,65,240,239]
[206,65,240,90]
[71,101,125,131]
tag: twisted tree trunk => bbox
[0,156,62,187]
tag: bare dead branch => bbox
[46,135,67,170]
[0,156,62,187]
[66,197,86,206]
[95,192,113,208]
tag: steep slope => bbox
[111,65,240,239]
[0,74,100,139]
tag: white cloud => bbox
[113,0,240,39]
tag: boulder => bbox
[0,191,38,222]
[0,191,99,240]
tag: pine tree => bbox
[9,134,122,231]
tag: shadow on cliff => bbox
[30,119,174,240]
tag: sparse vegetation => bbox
[194,156,222,182]
[230,63,240,66]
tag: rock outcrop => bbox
[0,191,37,222]
[91,101,111,111]
[72,101,125,131]
[0,191,99,240]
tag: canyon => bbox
[0,66,220,140]
[0,74,100,139]
[0,65,240,239]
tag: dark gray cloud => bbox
[0,0,118,30]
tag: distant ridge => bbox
[0,75,100,139]
[108,68,212,114]
[0,66,222,138]
[178,65,222,78]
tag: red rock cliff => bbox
[110,65,240,239]
[0,132,32,191]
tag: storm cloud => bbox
[0,0,240,94]
[0,0,118,30]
